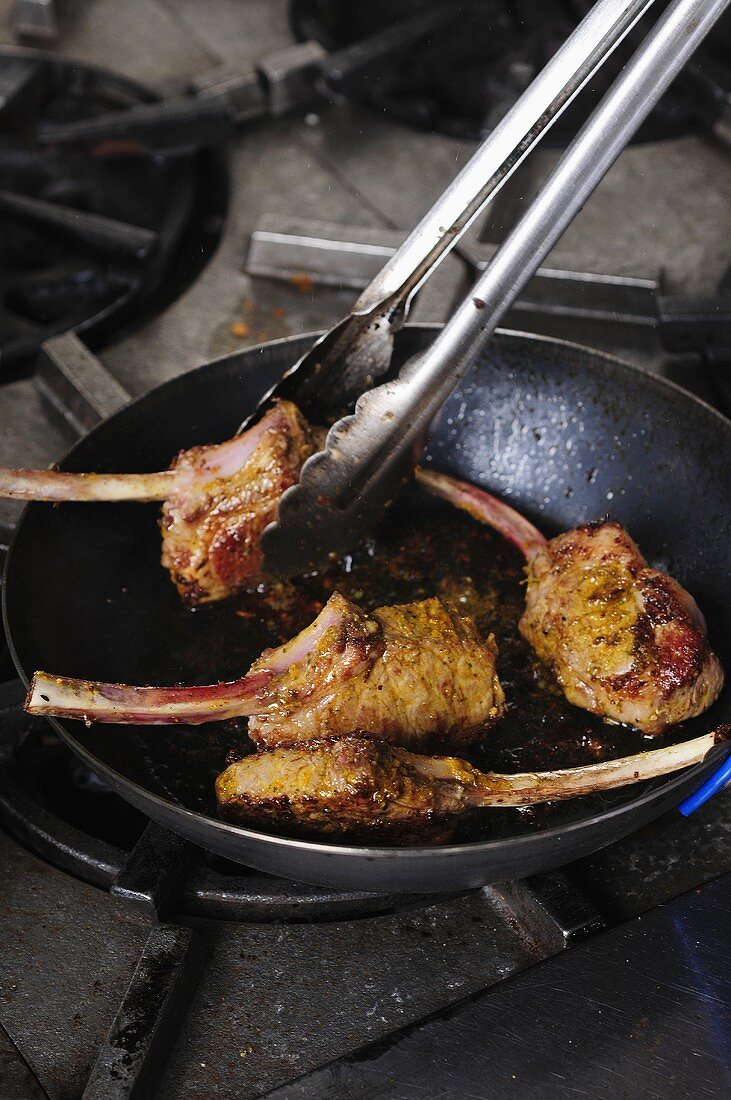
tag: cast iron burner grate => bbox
[0,679,446,922]
[0,48,227,384]
[291,0,731,143]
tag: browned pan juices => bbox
[141,490,687,844]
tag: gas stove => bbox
[1,3,730,1098]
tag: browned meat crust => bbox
[160,401,320,604]
[247,592,505,750]
[216,736,475,842]
[519,520,724,733]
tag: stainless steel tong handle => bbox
[349,0,658,318]
[263,0,730,577]
[241,0,658,429]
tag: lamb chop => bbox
[26,592,505,749]
[0,400,321,604]
[417,468,724,734]
[216,729,729,842]
[246,592,504,749]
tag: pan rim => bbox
[3,325,729,863]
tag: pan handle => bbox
[678,748,731,815]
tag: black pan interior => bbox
[4,327,730,847]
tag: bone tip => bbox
[25,672,49,714]
[713,724,731,746]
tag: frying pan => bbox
[3,326,730,892]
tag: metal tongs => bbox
[250,0,729,578]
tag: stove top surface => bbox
[291,0,731,143]
[0,47,227,383]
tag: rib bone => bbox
[26,670,275,725]
[0,467,177,502]
[469,729,725,805]
[25,595,349,725]
[415,466,546,559]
